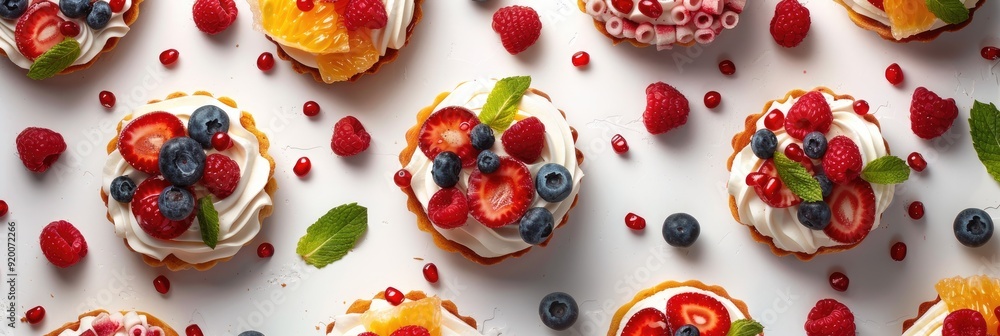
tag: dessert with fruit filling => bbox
[578,0,745,50]
[608,280,763,336]
[46,310,177,336]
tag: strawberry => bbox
[427,188,470,229]
[868,0,885,10]
[824,178,876,244]
[501,117,545,163]
[468,157,534,228]
[15,127,66,173]
[753,159,803,208]
[390,326,431,336]
[91,313,122,336]
[332,116,371,156]
[784,91,832,140]
[14,2,64,61]
[769,0,810,48]
[344,0,388,30]
[200,153,240,199]
[492,5,542,55]
[943,309,988,336]
[643,82,690,134]
[622,308,668,336]
[666,293,731,336]
[418,106,481,167]
[131,177,195,240]
[821,136,862,184]
[804,299,855,336]
[192,0,237,35]
[38,220,87,268]
[118,112,186,175]
[910,87,958,140]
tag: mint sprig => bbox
[27,38,80,80]
[196,197,220,249]
[726,319,764,336]
[478,76,531,131]
[926,0,969,24]
[861,156,910,184]
[774,152,823,202]
[296,203,368,269]
[970,101,1000,184]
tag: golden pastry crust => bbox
[902,296,942,333]
[45,310,178,336]
[576,0,696,49]
[100,91,278,271]
[607,280,756,336]
[271,0,423,84]
[324,290,477,335]
[832,0,987,43]
[725,87,889,261]
[398,86,585,265]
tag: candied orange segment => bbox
[883,0,936,40]
[935,275,1000,333]
[316,30,380,83]
[360,297,443,336]
[256,0,349,54]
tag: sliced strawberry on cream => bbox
[824,178,876,244]
[622,307,668,336]
[467,157,534,228]
[14,2,64,61]
[418,106,482,167]
[665,292,732,336]
[117,112,186,175]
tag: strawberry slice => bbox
[131,177,195,240]
[118,112,186,175]
[14,2,64,61]
[418,106,482,167]
[867,0,885,10]
[752,159,802,208]
[823,178,876,244]
[91,313,122,336]
[622,308,668,336]
[467,156,534,228]
[501,117,546,164]
[666,293,732,336]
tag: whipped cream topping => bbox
[583,0,742,49]
[403,78,584,259]
[727,91,894,254]
[102,95,273,265]
[615,286,750,336]
[56,311,156,336]
[902,301,946,336]
[0,0,133,69]
[839,0,977,40]
[328,299,483,336]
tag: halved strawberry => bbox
[665,292,732,336]
[131,177,195,240]
[118,112,186,175]
[752,159,802,208]
[14,2,64,61]
[823,178,876,244]
[622,308,668,336]
[418,106,481,167]
[501,117,546,164]
[467,156,534,228]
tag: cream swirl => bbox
[56,311,155,336]
[839,0,977,40]
[327,299,483,336]
[902,301,947,336]
[727,91,894,254]
[615,286,749,336]
[102,95,272,265]
[404,78,584,259]
[0,0,133,69]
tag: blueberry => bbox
[477,150,500,174]
[815,174,833,198]
[59,0,90,18]
[85,1,111,29]
[536,163,573,203]
[751,129,777,159]
[954,208,994,247]
[662,213,700,247]
[158,186,195,221]
[470,124,495,150]
[803,131,828,159]
[110,175,137,203]
[431,151,462,188]
[674,325,700,336]
[238,332,265,336]
[159,137,206,187]
[519,207,554,245]
[0,0,28,20]
[539,292,578,331]
[797,201,831,230]
[188,105,231,149]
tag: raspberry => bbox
[15,127,66,173]
[344,0,388,31]
[200,154,241,199]
[192,0,237,35]
[390,326,431,336]
[910,87,958,139]
[784,91,832,140]
[492,5,542,55]
[822,136,863,184]
[770,0,810,48]
[331,116,371,156]
[804,299,855,336]
[643,82,690,134]
[427,188,470,229]
[39,221,88,268]
[501,117,546,163]
[943,309,988,336]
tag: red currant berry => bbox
[764,109,784,131]
[293,157,311,177]
[297,0,314,11]
[907,152,926,172]
[59,21,80,37]
[0,200,7,217]
[385,287,404,306]
[704,91,721,109]
[829,272,849,292]
[763,177,781,197]
[153,275,170,294]
[211,132,233,151]
[186,324,204,336]
[109,0,126,12]
[908,201,925,220]
[885,63,903,85]
[611,134,629,154]
[159,49,179,66]
[571,51,590,67]
[625,213,646,230]
[394,169,412,187]
[853,100,869,115]
[422,263,439,283]
[99,90,116,108]
[25,306,44,324]
[784,143,805,162]
[303,101,320,117]
[890,242,907,261]
[745,172,766,187]
[637,0,663,18]
[982,46,1000,61]
[257,242,274,258]
[257,52,275,71]
[719,60,736,75]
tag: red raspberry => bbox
[16,127,66,173]
[39,221,88,268]
[642,82,689,134]
[427,188,470,229]
[192,0,238,35]
[784,91,832,140]
[492,6,542,55]
[943,309,988,336]
[822,136,863,184]
[332,116,372,156]
[501,117,546,163]
[804,299,855,336]
[910,87,958,139]
[770,0,810,48]
[344,0,388,31]
[390,326,431,336]
[200,154,241,199]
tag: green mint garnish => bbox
[197,197,220,249]
[296,203,368,269]
[726,319,764,336]
[27,38,80,80]
[478,76,532,132]
[970,101,1000,184]
[861,156,910,184]
[774,152,823,202]
[925,0,969,24]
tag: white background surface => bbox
[3,0,1000,335]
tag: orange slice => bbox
[255,0,349,54]
[316,30,379,83]
[883,0,936,40]
[360,297,443,336]
[935,275,1000,333]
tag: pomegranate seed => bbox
[293,157,312,177]
[25,306,44,324]
[109,0,125,12]
[385,287,405,306]
[719,60,736,75]
[186,324,204,336]
[257,242,274,258]
[297,0,314,11]
[764,110,784,131]
[704,91,721,109]
[637,0,663,18]
[885,63,903,85]
[571,51,590,67]
[422,263,439,283]
[394,169,412,187]
[853,100,869,115]
[257,52,275,71]
[784,143,805,162]
[59,21,80,37]
[159,49,179,66]
[890,242,907,261]
[908,201,925,220]
[303,101,320,117]
[99,90,116,108]
[153,275,170,294]
[745,172,766,187]
[625,213,646,230]
[611,134,629,154]
[907,152,926,172]
[763,177,781,197]
[982,46,1000,61]
[0,200,7,217]
[829,272,849,292]
[211,132,233,151]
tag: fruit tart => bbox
[325,290,481,336]
[833,0,985,42]
[0,0,142,79]
[46,310,178,336]
[578,0,745,50]
[398,77,585,265]
[608,280,763,336]
[247,0,423,84]
[727,88,904,260]
[101,91,277,271]
[903,275,1000,335]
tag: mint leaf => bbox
[926,0,969,24]
[27,38,80,80]
[774,152,823,202]
[296,203,367,268]
[196,197,220,249]
[726,319,764,336]
[970,101,1000,184]
[478,76,531,131]
[861,156,910,184]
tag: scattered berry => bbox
[621,307,667,336]
[982,46,1000,61]
[39,221,87,268]
[910,87,958,139]
[303,101,320,117]
[296,0,313,11]
[784,91,832,140]
[418,107,481,167]
[468,157,534,228]
[331,116,371,156]
[492,5,542,55]
[770,0,810,48]
[153,275,170,294]
[853,100,870,115]
[431,151,462,188]
[384,287,404,305]
[665,292,731,336]
[99,90,116,108]
[885,63,904,85]
[186,324,204,336]
[211,132,233,151]
[519,207,554,245]
[535,163,573,203]
[293,157,311,177]
[954,208,994,247]
[109,0,126,12]
[907,152,927,172]
[625,213,646,230]
[394,169,412,187]
[539,292,579,331]
[784,143,805,162]
[764,109,784,131]
[751,129,778,159]
[822,136,863,184]
[15,127,66,173]
[502,117,546,163]
[59,21,79,37]
[943,309,988,336]
[662,213,700,247]
[159,49,179,66]
[611,134,629,154]
[110,175,138,203]
[804,299,856,336]
[257,52,275,71]
[201,154,240,199]
[824,178,876,244]
[891,241,906,261]
[476,150,500,174]
[427,187,469,229]
[643,82,690,134]
[470,123,495,151]
[798,201,831,230]
[719,60,736,75]
[193,0,237,34]
[828,271,849,292]
[572,51,590,67]
[189,105,230,148]
[908,201,925,219]
[0,201,7,217]
[158,137,206,186]
[25,306,44,324]
[257,242,274,258]
[422,263,439,283]
[344,0,388,30]
[704,91,721,109]
[132,177,196,240]
[86,1,111,29]
[803,131,828,159]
